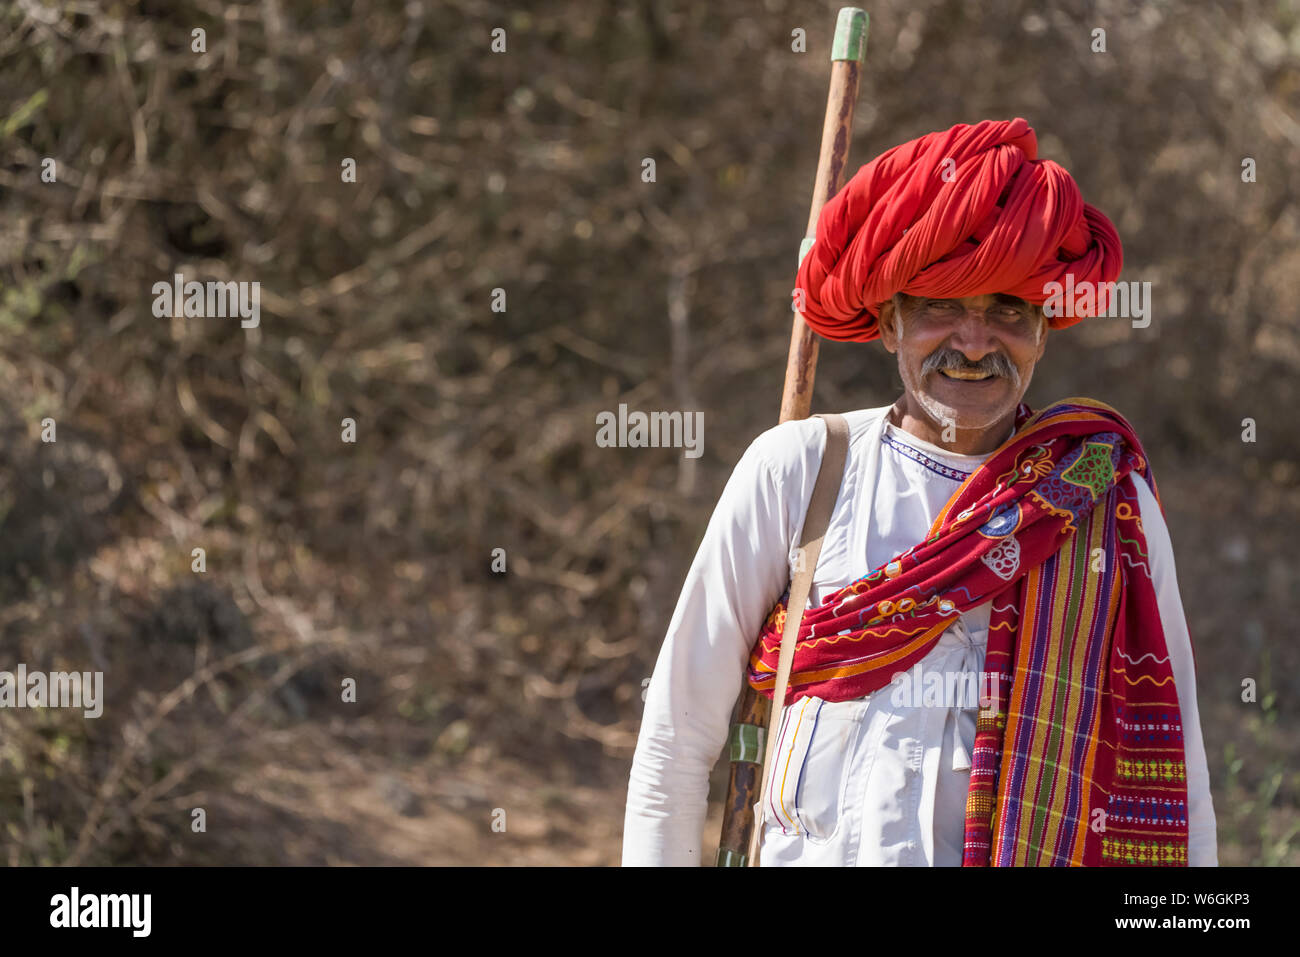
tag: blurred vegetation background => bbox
[0,0,1296,865]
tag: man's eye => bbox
[927,300,958,310]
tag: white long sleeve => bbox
[1132,478,1218,865]
[620,418,825,866]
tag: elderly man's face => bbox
[879,293,1047,434]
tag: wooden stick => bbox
[715,7,869,868]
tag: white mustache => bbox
[922,349,1018,385]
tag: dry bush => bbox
[0,0,1296,863]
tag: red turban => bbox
[794,118,1123,342]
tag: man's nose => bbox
[946,309,1001,360]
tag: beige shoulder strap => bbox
[746,412,849,866]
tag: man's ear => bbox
[879,300,899,354]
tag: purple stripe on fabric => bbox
[1060,488,1122,853]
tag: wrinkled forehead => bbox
[897,292,1038,312]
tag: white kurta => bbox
[621,404,1217,866]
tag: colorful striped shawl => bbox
[745,398,1190,865]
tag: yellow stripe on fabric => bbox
[1036,508,1108,864]
[754,620,931,658]
[790,622,948,686]
[750,627,939,691]
[777,698,812,833]
[1070,529,1121,864]
[1014,531,1080,864]
[999,563,1042,864]
[1007,506,1110,865]
[785,622,931,653]
[1012,560,1069,864]
[1120,674,1175,687]
[1049,507,1107,863]
[1000,508,1104,866]
[1039,514,1103,862]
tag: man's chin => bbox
[916,383,1016,433]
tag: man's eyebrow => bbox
[991,294,1031,309]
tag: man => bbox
[622,119,1216,866]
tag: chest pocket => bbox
[762,695,868,842]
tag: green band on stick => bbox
[728,722,767,764]
[715,847,748,867]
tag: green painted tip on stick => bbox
[831,8,869,63]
